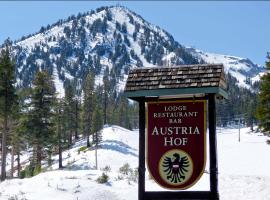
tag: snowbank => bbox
[0,126,269,200]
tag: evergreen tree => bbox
[91,98,103,170]
[246,99,257,131]
[82,71,95,147]
[74,96,80,140]
[54,98,67,168]
[8,93,23,178]
[0,43,17,181]
[118,96,132,129]
[257,53,270,133]
[13,88,30,177]
[64,83,76,147]
[92,101,103,145]
[24,70,55,172]
[103,66,110,125]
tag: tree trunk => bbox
[58,125,63,169]
[36,144,42,169]
[86,133,90,147]
[17,151,20,177]
[1,117,8,181]
[104,93,107,125]
[32,144,37,167]
[68,131,72,148]
[75,100,79,140]
[95,144,98,170]
[95,132,98,170]
[11,146,14,178]
[59,145,63,169]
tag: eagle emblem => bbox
[159,150,193,185]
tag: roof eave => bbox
[125,87,228,100]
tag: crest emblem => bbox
[159,149,193,185]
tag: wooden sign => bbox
[147,100,206,189]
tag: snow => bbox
[117,74,129,92]
[12,5,265,96]
[16,25,65,50]
[35,59,44,67]
[228,70,251,89]
[53,64,65,98]
[0,126,270,200]
[130,36,156,68]
[186,47,265,89]
[202,52,250,73]
[251,72,266,83]
[162,52,184,66]
[112,7,128,25]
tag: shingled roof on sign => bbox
[124,64,228,99]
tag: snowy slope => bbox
[187,47,265,89]
[0,126,270,200]
[11,6,179,96]
[6,5,264,96]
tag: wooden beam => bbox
[139,98,146,200]
[125,87,228,100]
[208,94,219,200]
[144,191,211,200]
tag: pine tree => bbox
[12,88,30,177]
[103,66,110,125]
[0,43,17,181]
[64,83,76,147]
[24,70,56,172]
[91,97,103,170]
[54,98,66,169]
[74,96,80,140]
[257,53,270,133]
[92,102,103,145]
[246,99,257,131]
[119,98,128,128]
[8,95,22,178]
[82,71,95,147]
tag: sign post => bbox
[124,64,228,200]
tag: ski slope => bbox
[0,126,269,200]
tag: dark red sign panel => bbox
[147,100,206,189]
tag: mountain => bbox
[4,6,265,96]
[187,47,265,89]
[9,6,199,97]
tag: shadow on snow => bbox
[100,140,138,157]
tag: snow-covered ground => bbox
[0,126,269,200]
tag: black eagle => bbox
[162,153,190,183]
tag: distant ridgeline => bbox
[2,5,260,129]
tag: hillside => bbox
[0,126,269,200]
[187,47,265,89]
[10,6,199,97]
[4,5,264,96]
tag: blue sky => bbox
[0,1,269,66]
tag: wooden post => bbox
[138,98,146,200]
[208,94,219,200]
[95,132,98,170]
[238,118,241,142]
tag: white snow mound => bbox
[0,126,270,200]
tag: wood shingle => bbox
[124,64,228,99]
